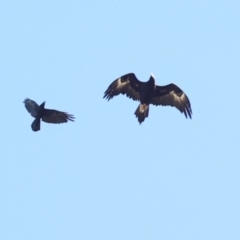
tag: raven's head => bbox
[39,101,46,109]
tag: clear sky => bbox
[1,1,240,239]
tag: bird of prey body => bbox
[23,98,75,131]
[104,73,192,124]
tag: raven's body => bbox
[24,99,74,131]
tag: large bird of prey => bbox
[23,98,75,131]
[104,73,192,124]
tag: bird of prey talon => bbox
[23,98,75,131]
[103,73,192,124]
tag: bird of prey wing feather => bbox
[103,73,141,101]
[151,84,192,118]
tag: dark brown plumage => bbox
[104,73,192,124]
[23,98,75,131]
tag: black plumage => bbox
[104,73,192,124]
[23,98,75,131]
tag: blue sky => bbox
[1,1,240,239]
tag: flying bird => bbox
[23,98,75,131]
[104,73,192,124]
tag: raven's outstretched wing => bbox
[42,109,75,124]
[23,98,39,118]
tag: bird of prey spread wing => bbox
[23,98,75,131]
[104,73,192,124]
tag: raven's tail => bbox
[134,104,149,124]
[31,118,41,132]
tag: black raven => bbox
[23,98,75,131]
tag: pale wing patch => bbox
[151,91,192,118]
[104,77,140,101]
[114,78,129,94]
